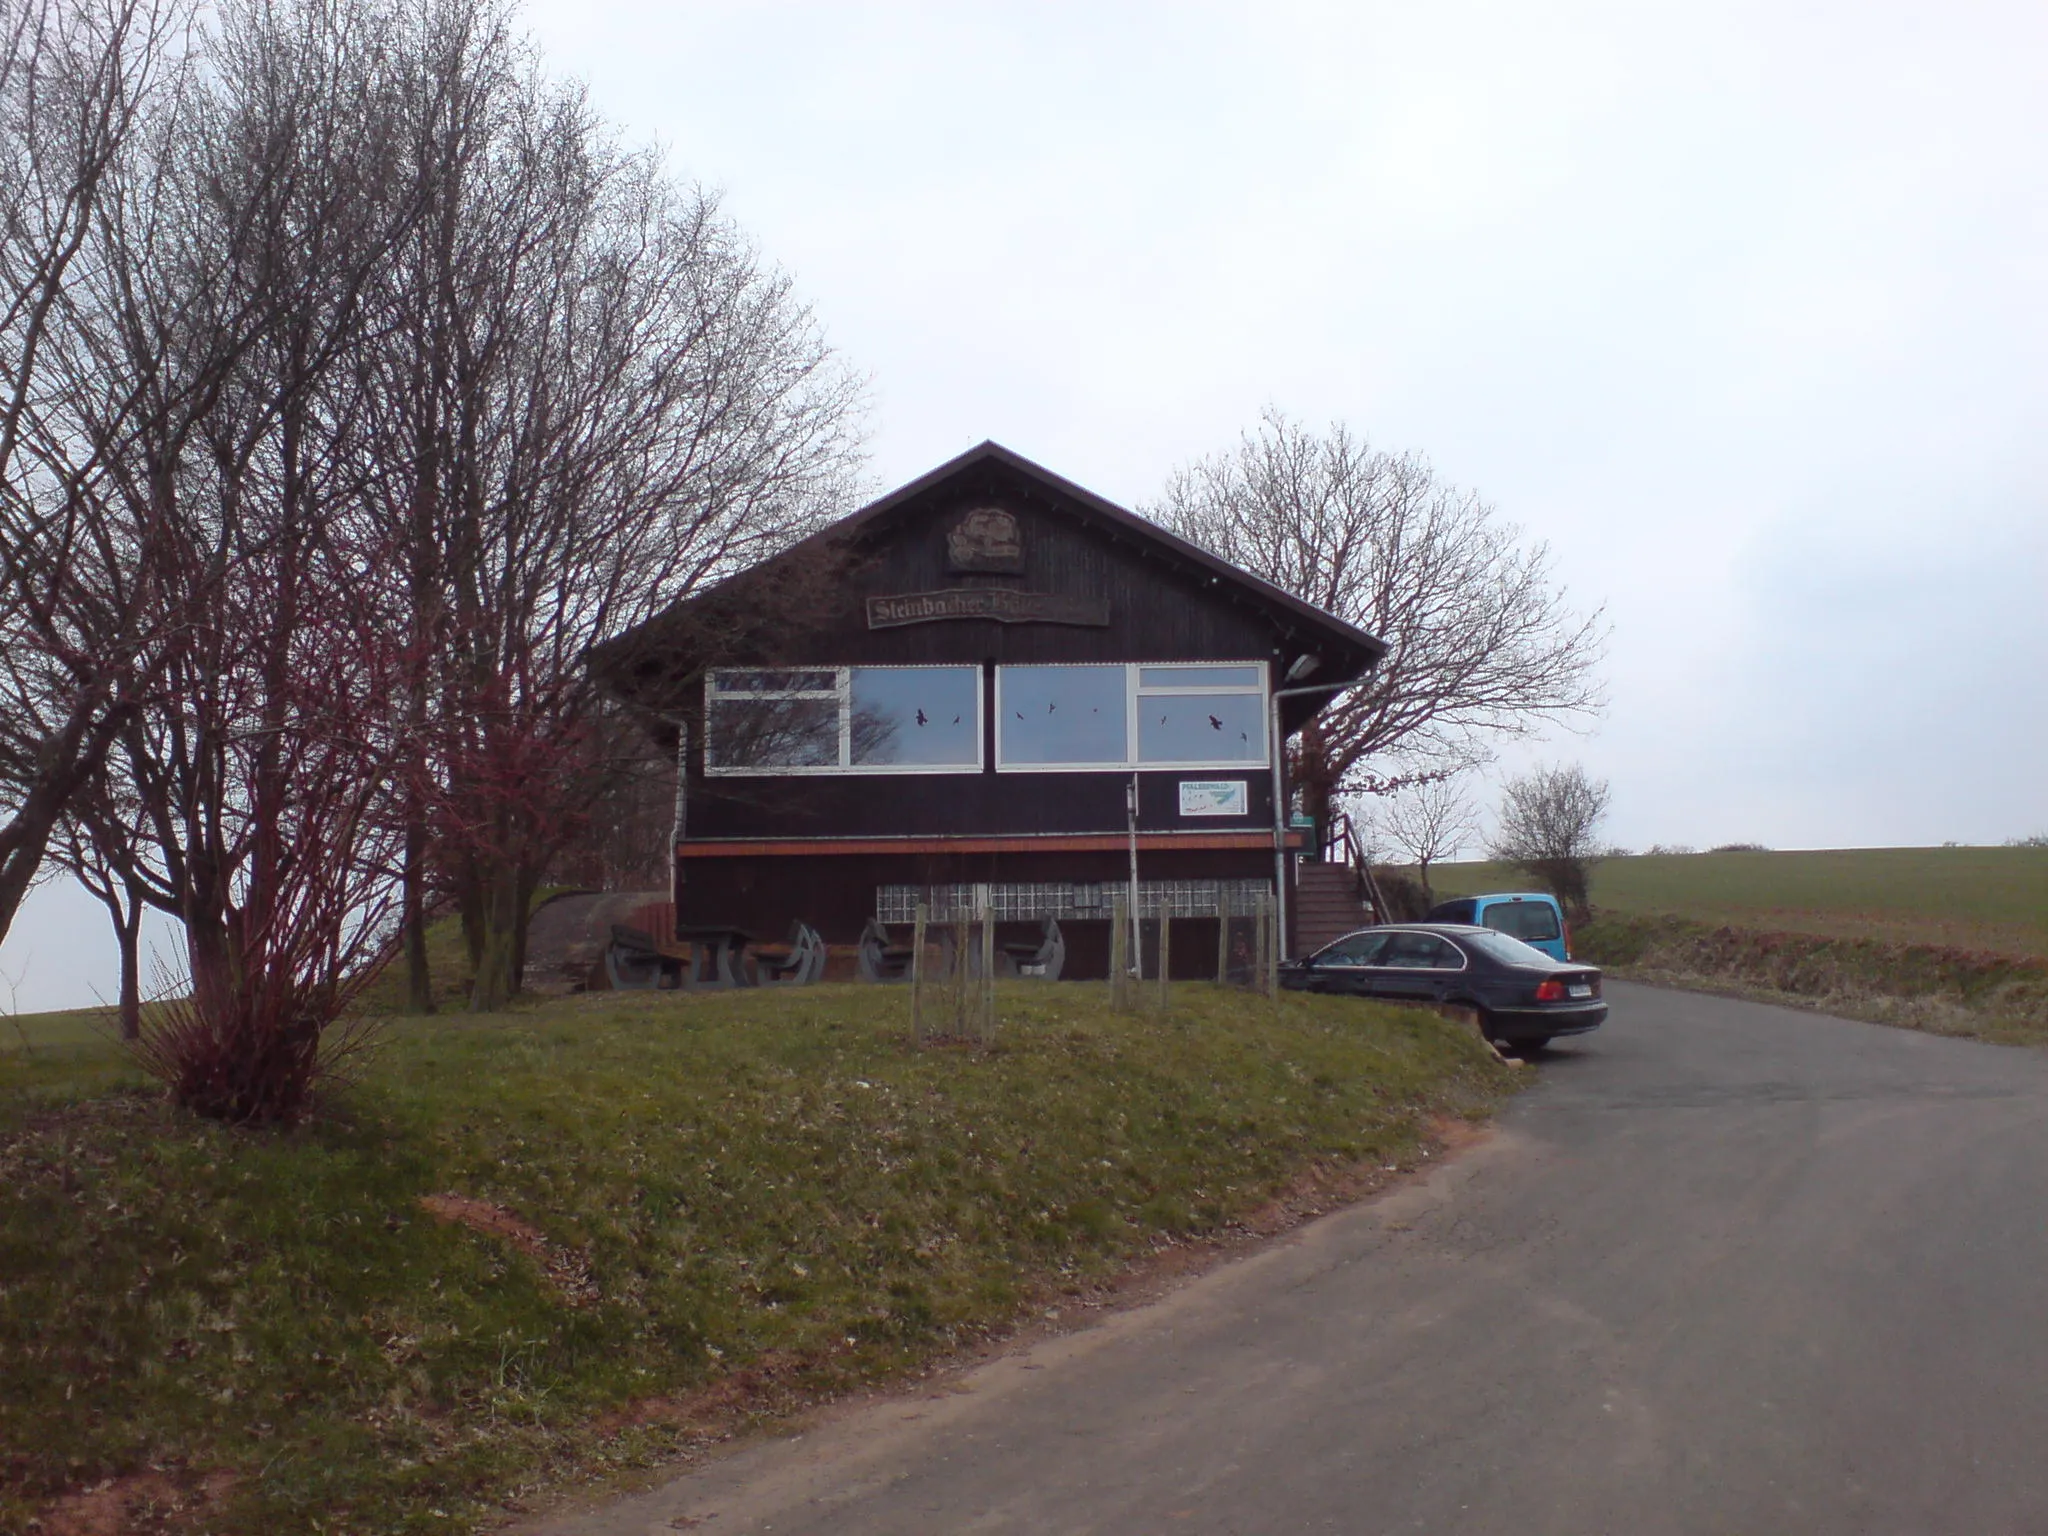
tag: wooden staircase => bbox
[1293,861,1374,957]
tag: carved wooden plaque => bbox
[866,588,1110,628]
[946,506,1025,573]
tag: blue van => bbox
[1423,892,1572,962]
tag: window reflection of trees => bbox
[849,706,897,764]
[706,667,978,770]
[707,696,838,768]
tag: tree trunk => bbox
[402,804,433,1012]
[457,855,486,975]
[468,860,522,1012]
[510,862,539,992]
[117,872,144,1040]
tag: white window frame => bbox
[994,661,1269,773]
[704,664,985,777]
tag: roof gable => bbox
[590,442,1385,705]
[836,441,1385,663]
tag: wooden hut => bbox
[588,442,1385,977]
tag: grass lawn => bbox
[1422,847,2048,959]
[1,981,1514,1535]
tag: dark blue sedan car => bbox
[1281,923,1606,1049]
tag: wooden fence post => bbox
[1157,907,1171,1011]
[1110,896,1129,1011]
[1245,888,1261,999]
[1216,888,1232,984]
[911,901,928,1045]
[953,911,969,1036]
[1265,892,1281,998]
[978,901,996,1046]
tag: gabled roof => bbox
[828,441,1386,665]
[590,441,1385,697]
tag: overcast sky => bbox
[5,0,2042,1012]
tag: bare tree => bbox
[43,0,420,1118]
[0,0,197,947]
[49,797,150,1037]
[1149,408,1606,847]
[354,0,866,1010]
[1369,776,1479,905]
[3,0,866,1038]
[1488,762,1610,919]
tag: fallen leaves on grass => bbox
[418,1193,600,1306]
[36,1468,236,1536]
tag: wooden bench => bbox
[1002,917,1066,980]
[753,921,826,986]
[856,918,916,983]
[604,924,685,990]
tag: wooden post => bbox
[1253,892,1270,997]
[1157,907,1171,1011]
[953,912,969,1036]
[911,901,928,1045]
[1265,891,1281,998]
[978,901,997,1046]
[1216,888,1232,984]
[1110,896,1129,1010]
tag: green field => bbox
[1421,846,2048,959]
[1,982,1511,1534]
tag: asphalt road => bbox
[530,981,2048,1535]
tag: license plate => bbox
[1567,983,1593,999]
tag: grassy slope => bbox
[1424,847,2048,959]
[0,982,1514,1535]
[1572,913,2048,1048]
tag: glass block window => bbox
[706,666,981,774]
[876,879,1273,923]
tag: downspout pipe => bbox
[669,715,690,922]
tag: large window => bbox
[705,666,981,774]
[996,662,1267,770]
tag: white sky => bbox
[5,0,2043,1012]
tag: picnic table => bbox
[674,924,755,990]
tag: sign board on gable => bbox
[1179,779,1249,817]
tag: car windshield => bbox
[1464,930,1558,967]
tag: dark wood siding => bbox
[688,768,1273,840]
[684,476,1290,841]
[674,844,1282,980]
[621,455,1348,967]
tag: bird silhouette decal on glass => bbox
[1208,714,1224,730]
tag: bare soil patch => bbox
[35,1470,236,1536]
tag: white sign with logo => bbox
[1178,779,1249,817]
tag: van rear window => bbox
[1483,901,1561,942]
